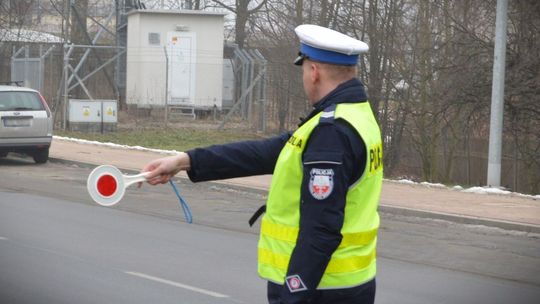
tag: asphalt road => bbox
[1,156,539,303]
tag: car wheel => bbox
[33,148,49,164]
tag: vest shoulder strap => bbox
[319,104,337,125]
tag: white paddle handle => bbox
[124,172,151,188]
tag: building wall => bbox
[126,10,224,109]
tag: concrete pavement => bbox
[49,137,540,233]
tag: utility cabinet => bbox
[68,99,117,132]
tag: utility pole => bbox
[487,0,508,188]
[164,46,169,127]
[62,0,72,130]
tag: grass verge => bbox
[54,127,264,151]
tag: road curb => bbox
[378,205,540,234]
[49,157,540,234]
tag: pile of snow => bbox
[462,186,511,195]
[420,181,446,188]
[396,179,416,185]
[394,179,447,189]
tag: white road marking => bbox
[0,237,8,240]
[125,271,229,298]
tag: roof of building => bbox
[128,9,227,17]
[0,29,64,44]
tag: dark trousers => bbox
[267,279,376,304]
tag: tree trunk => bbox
[70,0,88,99]
[235,0,248,48]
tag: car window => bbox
[0,91,44,111]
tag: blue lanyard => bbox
[169,180,193,224]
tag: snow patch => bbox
[420,181,446,188]
[462,187,511,195]
[53,136,181,155]
[396,179,416,185]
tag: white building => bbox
[126,9,225,111]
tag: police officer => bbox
[142,24,383,304]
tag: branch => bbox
[248,0,268,14]
[211,0,236,13]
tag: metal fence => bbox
[10,45,55,92]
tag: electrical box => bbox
[68,99,117,132]
[69,100,117,123]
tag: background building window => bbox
[148,32,160,45]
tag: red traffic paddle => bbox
[87,165,149,206]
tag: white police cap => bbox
[294,24,369,66]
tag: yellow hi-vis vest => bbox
[258,102,383,289]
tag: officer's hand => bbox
[139,153,191,186]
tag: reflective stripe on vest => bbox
[260,217,378,247]
[259,247,376,274]
[257,102,383,289]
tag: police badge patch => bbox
[309,168,334,200]
[285,274,308,293]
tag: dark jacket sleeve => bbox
[280,120,365,304]
[186,132,291,182]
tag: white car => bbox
[0,84,53,163]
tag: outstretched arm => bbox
[140,132,291,185]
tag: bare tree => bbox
[504,0,540,193]
[211,0,267,48]
[0,0,36,31]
